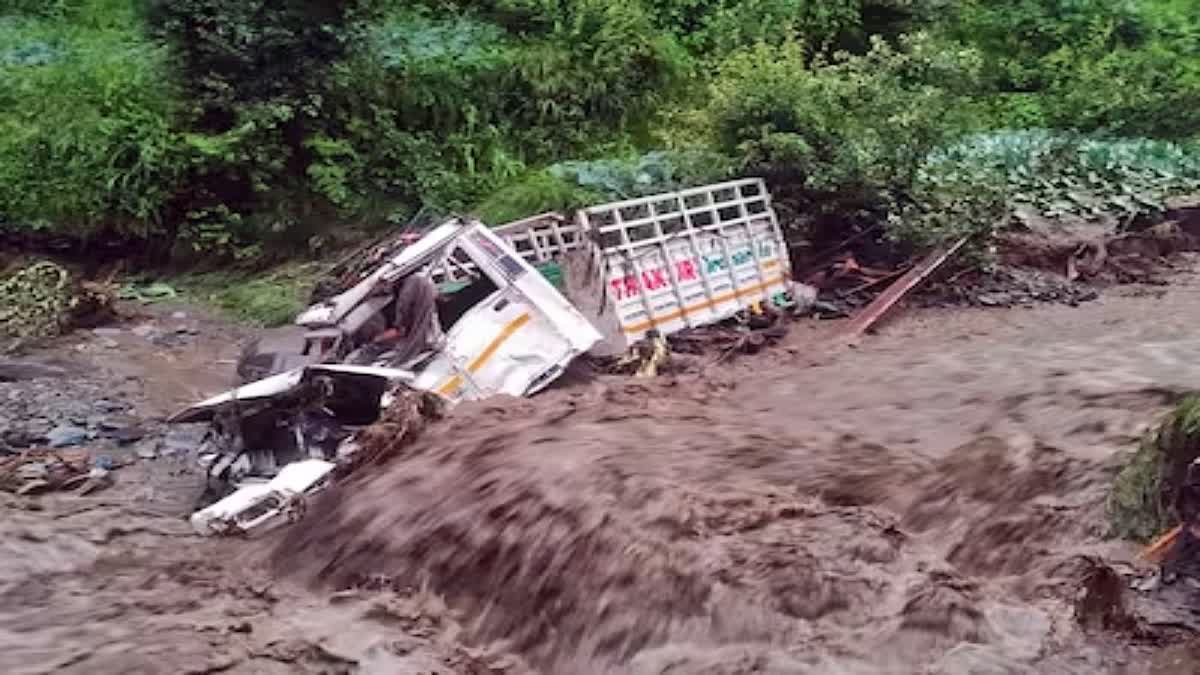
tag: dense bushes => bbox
[673,34,993,248]
[332,1,686,210]
[0,4,183,237]
[946,0,1200,137]
[1,0,1199,261]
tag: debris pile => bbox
[925,267,1100,309]
[999,218,1197,287]
[0,259,116,347]
[794,202,1200,321]
[600,308,791,377]
[843,238,969,338]
[611,330,672,377]
[0,448,115,495]
[802,251,906,317]
[670,307,790,358]
[309,229,426,304]
[344,385,445,474]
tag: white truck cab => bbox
[171,217,602,427]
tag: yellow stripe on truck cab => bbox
[435,312,532,396]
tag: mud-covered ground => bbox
[4,265,1200,673]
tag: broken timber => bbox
[842,236,969,342]
[1139,524,1183,565]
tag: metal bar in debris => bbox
[843,236,969,340]
[1139,524,1182,564]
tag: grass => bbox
[169,262,325,327]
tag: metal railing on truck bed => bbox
[428,178,794,349]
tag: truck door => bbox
[422,225,600,401]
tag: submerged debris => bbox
[0,448,116,496]
[1074,559,1141,635]
[191,459,335,536]
[925,267,1101,309]
[598,307,790,377]
[347,386,445,474]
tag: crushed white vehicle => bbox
[173,179,797,535]
[174,217,603,533]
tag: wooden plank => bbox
[842,236,969,342]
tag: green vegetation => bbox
[929,132,1200,226]
[0,2,182,237]
[1,0,1198,264]
[172,264,323,326]
[673,34,990,247]
[1109,395,1200,542]
[946,0,1200,137]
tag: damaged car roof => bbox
[168,364,415,424]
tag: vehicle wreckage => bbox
[170,179,798,535]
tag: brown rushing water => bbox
[7,270,1200,673]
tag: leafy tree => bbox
[644,0,937,58]
[668,33,1009,256]
[326,0,687,214]
[944,0,1200,137]
[683,34,979,216]
[145,0,368,256]
[0,3,185,238]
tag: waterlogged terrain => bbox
[6,270,1200,673]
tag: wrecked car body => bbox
[170,218,602,528]
[171,364,412,493]
[190,459,335,536]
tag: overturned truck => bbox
[171,179,797,534]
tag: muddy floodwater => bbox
[5,270,1200,673]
